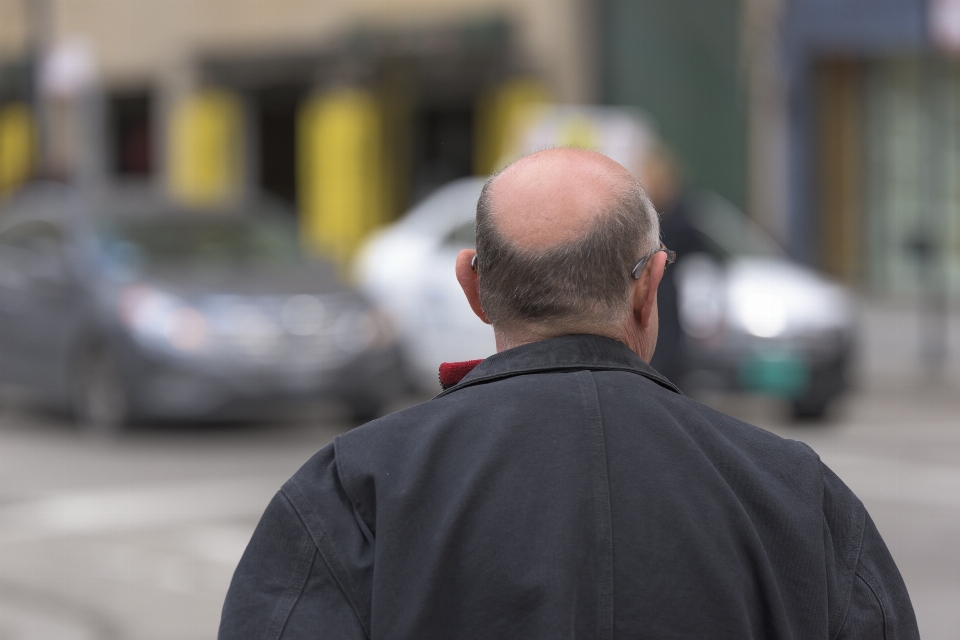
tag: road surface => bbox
[1,383,959,640]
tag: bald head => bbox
[472,147,660,341]
[487,148,639,250]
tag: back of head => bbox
[475,148,660,340]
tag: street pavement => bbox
[1,300,959,640]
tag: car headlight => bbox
[119,285,208,353]
[280,294,325,336]
[729,283,788,339]
[677,254,726,340]
[332,305,397,355]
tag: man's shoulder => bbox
[327,396,462,481]
[338,394,458,448]
[337,369,821,481]
[687,394,825,494]
[592,367,821,464]
[678,387,819,463]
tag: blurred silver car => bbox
[0,184,402,434]
[355,178,855,418]
[671,192,854,418]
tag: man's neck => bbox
[494,326,645,361]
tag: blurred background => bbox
[1,0,959,638]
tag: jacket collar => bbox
[436,334,682,397]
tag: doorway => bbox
[410,105,475,205]
[255,85,307,208]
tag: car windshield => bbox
[98,214,301,274]
[687,192,784,259]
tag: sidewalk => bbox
[855,296,960,392]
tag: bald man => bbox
[220,149,918,640]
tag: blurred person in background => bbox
[640,144,709,388]
[219,149,917,640]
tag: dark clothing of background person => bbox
[219,335,918,640]
[650,194,712,387]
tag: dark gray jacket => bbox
[219,334,918,640]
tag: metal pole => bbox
[25,0,52,176]
[910,59,948,381]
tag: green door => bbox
[601,0,746,210]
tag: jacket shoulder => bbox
[598,369,822,462]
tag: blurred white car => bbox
[354,179,496,390]
[354,179,855,418]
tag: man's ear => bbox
[456,249,490,324]
[633,251,667,329]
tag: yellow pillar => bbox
[474,78,551,175]
[168,89,244,206]
[298,88,384,263]
[0,103,36,197]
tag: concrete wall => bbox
[0,0,31,59]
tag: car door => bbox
[0,220,82,393]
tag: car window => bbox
[0,221,68,282]
[0,221,65,256]
[443,220,476,248]
[98,215,302,272]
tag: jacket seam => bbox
[282,480,372,639]
[850,571,888,640]
[830,468,867,640]
[854,563,887,638]
[580,371,615,640]
[334,436,376,536]
[263,528,317,640]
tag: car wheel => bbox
[790,393,831,421]
[71,348,129,437]
[790,360,847,422]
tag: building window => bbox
[109,91,152,176]
[411,106,474,204]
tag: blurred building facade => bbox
[599,0,959,303]
[1,0,958,300]
[779,0,960,301]
[0,0,597,258]
[601,0,747,215]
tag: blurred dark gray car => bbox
[671,192,855,419]
[0,184,402,433]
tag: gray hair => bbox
[475,171,660,335]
